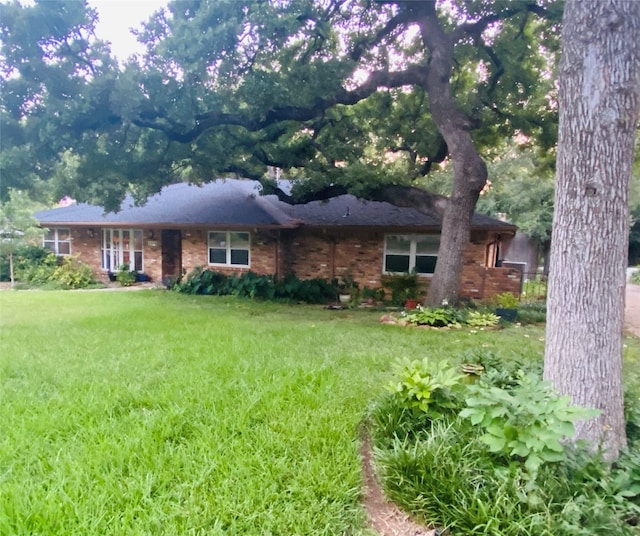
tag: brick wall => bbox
[65,225,520,299]
[280,228,384,286]
[68,227,105,280]
[181,229,279,277]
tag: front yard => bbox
[0,291,563,535]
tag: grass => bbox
[1,290,550,535]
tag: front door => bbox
[161,229,182,281]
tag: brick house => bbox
[35,179,521,300]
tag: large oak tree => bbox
[544,0,640,460]
[0,0,560,305]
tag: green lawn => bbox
[0,290,550,535]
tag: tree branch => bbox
[269,181,448,218]
[132,65,427,143]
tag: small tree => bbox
[0,191,45,288]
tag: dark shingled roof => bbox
[35,179,517,232]
[35,180,297,228]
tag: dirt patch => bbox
[360,435,436,536]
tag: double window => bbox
[102,229,143,271]
[43,228,71,255]
[384,234,439,275]
[208,231,250,267]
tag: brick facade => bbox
[63,225,521,300]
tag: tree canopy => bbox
[1,0,560,206]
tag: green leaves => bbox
[389,358,465,417]
[460,372,600,479]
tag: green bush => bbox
[0,245,50,281]
[465,310,501,327]
[518,300,547,324]
[15,253,97,289]
[172,268,337,304]
[493,291,520,309]
[460,372,599,479]
[50,257,97,289]
[15,252,60,285]
[403,307,462,327]
[115,264,137,287]
[388,358,465,418]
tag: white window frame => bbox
[208,231,251,267]
[383,234,439,276]
[101,229,144,272]
[43,227,71,256]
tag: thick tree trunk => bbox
[414,3,488,306]
[544,0,640,460]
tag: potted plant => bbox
[361,286,376,305]
[115,263,137,287]
[403,285,421,310]
[336,274,359,305]
[493,292,519,322]
[386,272,420,308]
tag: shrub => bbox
[403,307,462,327]
[0,245,50,281]
[460,372,599,480]
[115,264,136,287]
[15,253,97,289]
[465,310,500,327]
[15,252,60,285]
[172,268,337,304]
[517,300,547,324]
[50,257,97,289]
[493,291,520,309]
[388,358,465,418]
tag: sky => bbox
[88,0,168,60]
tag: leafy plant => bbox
[50,256,97,289]
[403,307,461,328]
[115,264,136,287]
[360,286,386,306]
[173,268,336,304]
[0,244,49,282]
[493,292,520,309]
[14,252,97,289]
[465,310,500,328]
[385,272,420,304]
[460,372,600,479]
[389,358,465,418]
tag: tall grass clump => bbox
[370,353,640,535]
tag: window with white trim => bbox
[43,228,71,255]
[101,229,144,271]
[208,231,250,267]
[384,234,439,275]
